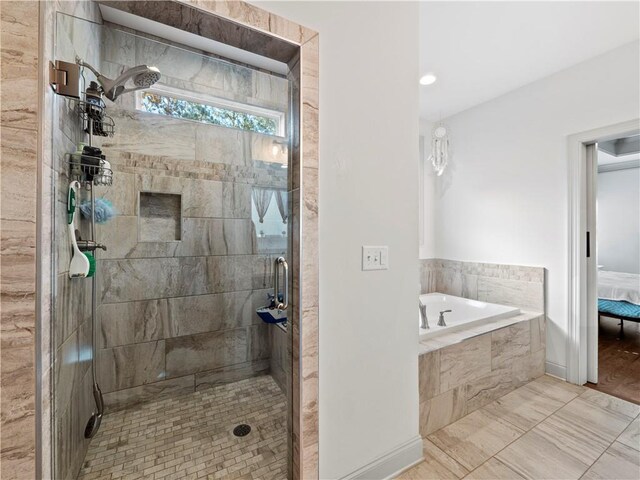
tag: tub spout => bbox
[438,310,452,327]
[420,301,429,329]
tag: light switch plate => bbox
[362,246,389,271]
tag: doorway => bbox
[567,120,640,405]
[585,135,640,403]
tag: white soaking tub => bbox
[419,293,520,340]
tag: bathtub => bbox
[419,293,520,340]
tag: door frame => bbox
[566,118,640,385]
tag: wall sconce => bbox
[429,124,450,176]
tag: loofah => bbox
[80,198,116,224]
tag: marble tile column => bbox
[0,2,40,479]
[298,33,320,480]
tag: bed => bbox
[598,270,640,336]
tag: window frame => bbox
[135,84,287,137]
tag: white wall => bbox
[251,2,420,478]
[597,167,640,274]
[424,41,640,376]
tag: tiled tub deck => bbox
[418,258,547,436]
[419,312,546,436]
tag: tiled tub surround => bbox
[49,12,292,479]
[419,258,545,312]
[419,312,546,435]
[418,259,546,436]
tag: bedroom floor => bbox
[397,375,640,480]
[586,315,640,405]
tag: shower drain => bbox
[233,424,251,437]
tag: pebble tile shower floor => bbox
[77,376,287,480]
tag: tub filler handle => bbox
[438,310,452,327]
[419,301,429,329]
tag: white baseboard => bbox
[545,361,567,380]
[340,435,424,480]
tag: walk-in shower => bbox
[49,7,296,479]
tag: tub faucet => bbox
[419,301,429,329]
[438,310,452,327]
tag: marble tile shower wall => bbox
[51,9,103,480]
[100,23,289,114]
[89,24,290,409]
[420,258,545,312]
[50,13,290,479]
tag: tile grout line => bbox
[461,455,522,479]
[430,379,585,479]
[548,388,638,479]
[459,386,583,479]
[489,385,582,434]
[576,418,633,480]
[588,404,640,466]
[422,439,470,479]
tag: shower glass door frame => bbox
[38,1,319,479]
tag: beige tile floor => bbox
[77,375,287,480]
[398,375,640,480]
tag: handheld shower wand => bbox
[73,58,159,438]
[76,56,161,102]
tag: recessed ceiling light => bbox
[420,73,437,86]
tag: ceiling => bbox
[599,135,640,157]
[598,150,640,166]
[420,1,640,121]
[100,4,289,75]
[598,134,640,167]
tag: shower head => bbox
[76,57,161,102]
[133,68,161,88]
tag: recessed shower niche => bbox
[139,192,182,242]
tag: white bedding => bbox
[598,271,640,305]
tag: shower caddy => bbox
[64,81,115,439]
[51,52,162,439]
